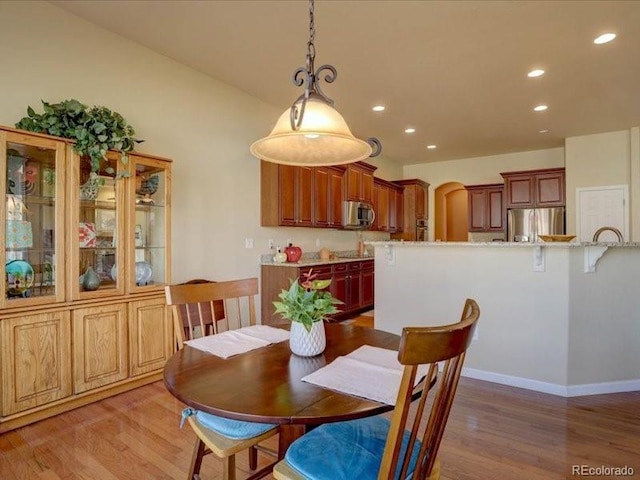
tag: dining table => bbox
[163,323,402,457]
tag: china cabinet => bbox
[0,125,172,432]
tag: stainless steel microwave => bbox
[342,201,375,229]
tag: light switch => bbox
[245,238,254,249]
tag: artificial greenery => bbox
[15,99,142,175]
[273,269,342,332]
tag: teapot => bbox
[284,243,302,263]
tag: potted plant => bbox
[15,99,141,177]
[273,268,342,356]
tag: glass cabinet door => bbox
[128,154,170,292]
[70,151,125,299]
[1,130,66,308]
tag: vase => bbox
[80,172,101,200]
[289,321,326,357]
[81,266,101,291]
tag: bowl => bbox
[538,234,576,243]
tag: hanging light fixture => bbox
[250,0,381,166]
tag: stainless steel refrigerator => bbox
[507,207,565,242]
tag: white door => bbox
[577,185,628,242]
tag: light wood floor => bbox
[1,376,638,479]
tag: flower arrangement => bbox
[273,269,342,332]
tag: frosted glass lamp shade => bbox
[250,96,372,166]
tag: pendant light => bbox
[250,0,381,166]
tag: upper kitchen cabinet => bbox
[1,128,66,309]
[372,178,404,233]
[261,161,345,228]
[501,168,565,208]
[465,184,504,232]
[391,179,429,241]
[344,162,376,204]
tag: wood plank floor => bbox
[1,377,638,479]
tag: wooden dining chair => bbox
[165,277,278,480]
[273,298,480,480]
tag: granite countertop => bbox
[261,250,374,267]
[365,241,640,248]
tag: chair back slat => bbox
[165,278,258,349]
[378,298,479,480]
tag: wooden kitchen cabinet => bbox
[501,168,565,208]
[372,178,404,233]
[1,311,72,416]
[344,162,376,204]
[0,125,172,433]
[391,179,430,241]
[261,161,345,228]
[261,259,374,325]
[72,304,128,394]
[465,184,504,232]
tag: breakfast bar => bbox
[368,240,640,397]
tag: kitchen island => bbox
[368,241,640,397]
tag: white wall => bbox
[0,1,400,294]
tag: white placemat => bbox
[301,345,427,405]
[185,325,289,358]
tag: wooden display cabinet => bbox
[0,125,172,433]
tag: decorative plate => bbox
[6,260,35,296]
[135,261,153,286]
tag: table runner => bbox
[185,325,290,358]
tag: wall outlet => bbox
[245,238,254,249]
[268,239,274,250]
[315,238,321,248]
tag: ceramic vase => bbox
[80,172,101,201]
[81,266,101,291]
[289,320,326,357]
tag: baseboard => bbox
[461,367,640,397]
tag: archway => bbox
[434,182,468,242]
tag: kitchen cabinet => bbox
[465,184,504,232]
[372,178,404,233]
[261,161,345,228]
[261,259,374,325]
[344,162,376,204]
[128,297,173,376]
[501,168,565,208]
[0,125,172,433]
[391,179,430,241]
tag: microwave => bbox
[342,201,375,229]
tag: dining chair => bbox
[272,298,480,480]
[165,277,278,480]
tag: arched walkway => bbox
[434,182,468,241]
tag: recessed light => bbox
[533,105,548,112]
[372,105,385,112]
[528,69,545,78]
[594,33,616,45]
[538,129,549,134]
[405,128,416,134]
[427,145,437,150]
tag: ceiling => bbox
[52,0,640,166]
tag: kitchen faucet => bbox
[592,226,623,242]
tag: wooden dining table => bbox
[163,323,402,457]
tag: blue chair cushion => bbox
[285,415,421,480]
[181,408,275,440]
